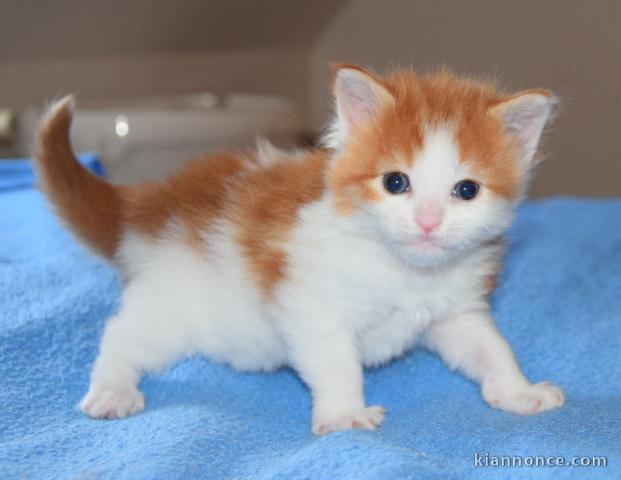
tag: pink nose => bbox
[416,216,442,234]
[415,202,444,234]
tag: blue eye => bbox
[383,172,410,194]
[453,180,480,200]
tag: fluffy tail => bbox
[35,96,125,259]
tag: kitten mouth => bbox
[415,237,442,249]
[398,235,445,249]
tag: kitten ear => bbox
[489,91,558,169]
[326,64,394,149]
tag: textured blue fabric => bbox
[1,156,619,479]
[0,153,102,192]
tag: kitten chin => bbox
[34,63,562,435]
[387,236,495,271]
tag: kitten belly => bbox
[120,231,288,372]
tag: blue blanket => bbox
[1,155,619,479]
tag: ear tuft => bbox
[326,64,394,149]
[489,91,557,169]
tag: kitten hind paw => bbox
[80,387,145,419]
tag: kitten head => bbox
[325,64,557,267]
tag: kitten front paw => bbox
[80,387,145,419]
[312,405,385,435]
[483,380,564,415]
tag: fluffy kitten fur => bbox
[35,64,564,435]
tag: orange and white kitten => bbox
[35,64,564,435]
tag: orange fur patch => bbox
[126,149,329,297]
[231,151,329,297]
[125,152,247,247]
[482,237,506,296]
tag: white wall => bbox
[1,46,309,112]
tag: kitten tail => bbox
[35,96,125,260]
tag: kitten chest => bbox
[353,262,480,366]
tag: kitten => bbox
[35,64,564,435]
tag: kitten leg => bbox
[424,310,564,415]
[79,331,144,419]
[80,282,189,419]
[286,323,384,435]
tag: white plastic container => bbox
[24,93,306,183]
